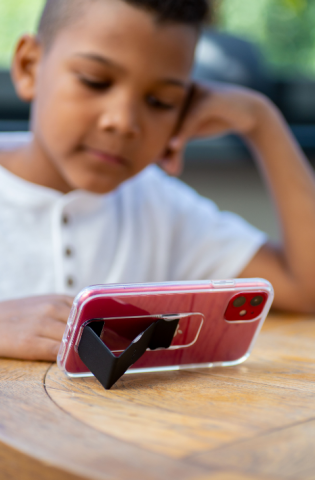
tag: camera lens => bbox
[233,296,246,308]
[250,295,264,307]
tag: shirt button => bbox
[65,247,73,257]
[67,276,75,287]
[62,214,70,225]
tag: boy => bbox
[0,0,315,362]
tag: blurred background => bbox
[1,0,315,240]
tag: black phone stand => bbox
[78,317,180,390]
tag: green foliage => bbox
[282,0,307,14]
[0,0,314,78]
[0,0,44,68]
[218,0,315,77]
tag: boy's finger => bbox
[172,117,233,148]
[59,296,75,307]
[28,338,62,362]
[47,301,73,323]
[38,317,68,341]
[10,337,62,362]
[41,297,74,324]
[172,85,225,147]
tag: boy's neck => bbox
[0,140,73,194]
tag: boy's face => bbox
[19,0,197,193]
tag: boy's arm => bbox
[161,83,315,313]
[240,102,315,313]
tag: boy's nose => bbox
[97,95,141,138]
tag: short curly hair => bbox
[123,0,210,25]
[38,0,211,49]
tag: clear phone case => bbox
[58,278,274,378]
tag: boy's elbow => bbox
[288,287,315,314]
[272,279,315,315]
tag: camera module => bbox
[250,295,264,307]
[233,296,246,308]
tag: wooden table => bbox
[1,313,315,480]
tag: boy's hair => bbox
[38,0,210,49]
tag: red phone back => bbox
[58,279,273,377]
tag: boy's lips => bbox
[83,146,128,166]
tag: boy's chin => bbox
[61,157,155,193]
[66,173,127,195]
[73,180,120,195]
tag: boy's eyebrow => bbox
[74,53,189,89]
[75,53,125,72]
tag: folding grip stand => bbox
[78,317,180,390]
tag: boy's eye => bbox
[146,95,175,110]
[79,77,112,91]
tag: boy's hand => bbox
[159,81,266,175]
[0,295,73,362]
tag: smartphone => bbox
[58,278,273,382]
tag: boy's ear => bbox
[11,35,42,103]
[158,140,184,177]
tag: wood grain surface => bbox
[1,313,315,480]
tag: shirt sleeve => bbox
[154,169,268,281]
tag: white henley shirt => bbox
[0,132,267,301]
